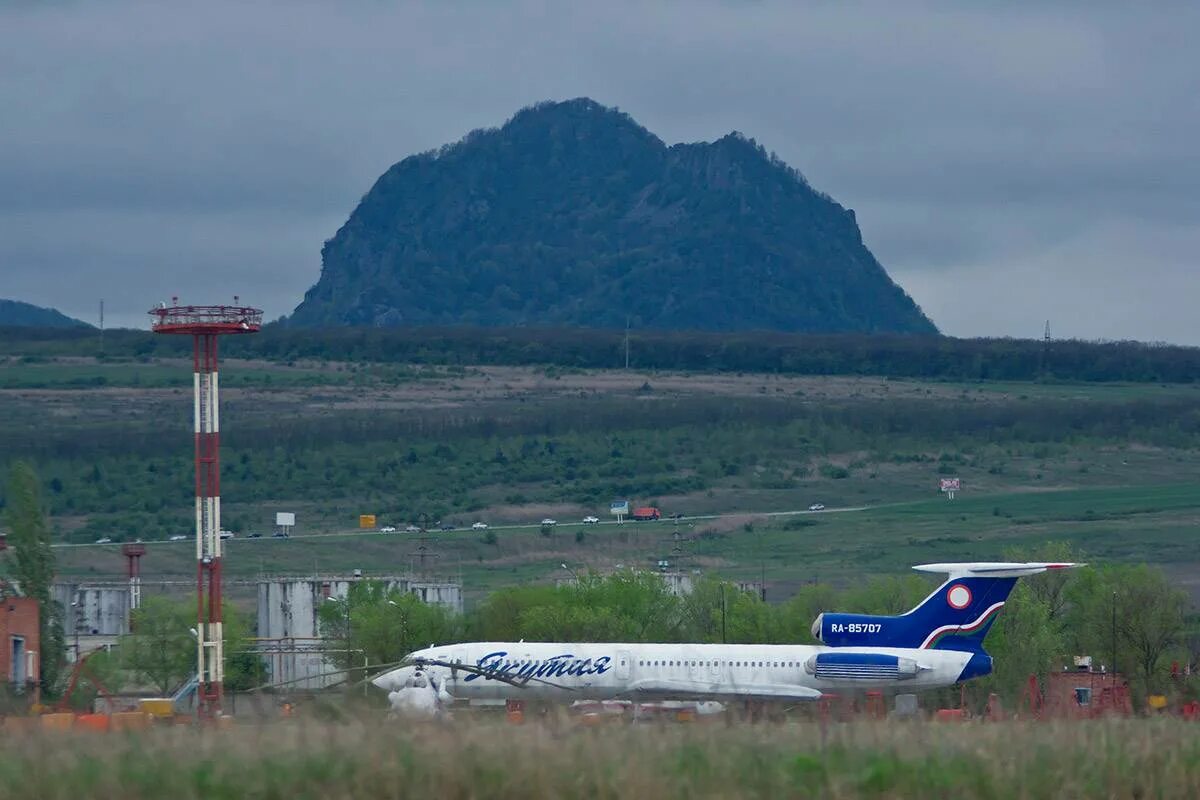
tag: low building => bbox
[1,596,41,690]
[1040,656,1133,718]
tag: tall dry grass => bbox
[0,717,1197,799]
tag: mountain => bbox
[0,298,91,328]
[288,99,937,334]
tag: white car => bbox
[169,534,188,541]
[380,526,397,533]
[219,531,235,539]
[582,516,600,524]
[405,525,421,533]
[471,522,488,530]
[95,537,113,545]
[540,518,557,526]
[808,503,825,512]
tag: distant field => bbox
[55,480,1200,609]
[6,354,1199,606]
[1,718,1198,799]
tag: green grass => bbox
[1,718,1198,798]
[52,481,1200,607]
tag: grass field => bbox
[2,717,1198,798]
[8,354,1200,606]
[53,479,1200,609]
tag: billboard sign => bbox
[610,500,630,516]
[275,512,296,527]
[358,514,376,529]
[939,478,961,492]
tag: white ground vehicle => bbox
[405,525,421,533]
[808,503,825,511]
[472,522,489,530]
[540,518,557,526]
[169,534,188,541]
[582,516,600,524]
[380,526,397,533]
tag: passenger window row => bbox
[636,660,798,668]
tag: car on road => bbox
[471,522,488,530]
[95,537,113,544]
[582,516,599,524]
[808,503,825,512]
[405,524,421,533]
[439,524,456,531]
[248,532,262,539]
[219,531,235,540]
[380,526,397,533]
[169,534,188,541]
[272,531,289,539]
[540,518,557,526]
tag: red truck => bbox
[631,507,661,521]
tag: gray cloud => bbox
[1,1,1196,342]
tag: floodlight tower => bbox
[150,298,261,717]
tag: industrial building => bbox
[52,582,131,661]
[1,596,41,690]
[256,574,463,689]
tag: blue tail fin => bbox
[813,562,1076,652]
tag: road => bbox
[49,505,872,549]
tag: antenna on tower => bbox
[99,299,105,355]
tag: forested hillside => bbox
[287,98,936,334]
[0,299,89,328]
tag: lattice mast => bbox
[150,298,261,717]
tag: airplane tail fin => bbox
[814,562,1078,652]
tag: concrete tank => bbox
[255,576,463,689]
[53,582,130,637]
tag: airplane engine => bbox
[804,652,924,682]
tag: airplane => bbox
[372,562,1075,716]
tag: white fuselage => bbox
[373,641,976,703]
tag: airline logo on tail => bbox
[813,562,1076,652]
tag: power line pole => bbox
[624,316,630,370]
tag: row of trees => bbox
[4,325,1199,383]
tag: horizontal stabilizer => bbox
[913,562,1079,579]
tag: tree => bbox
[1064,565,1188,695]
[119,596,194,694]
[2,462,65,693]
[119,595,263,694]
[316,581,463,675]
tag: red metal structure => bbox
[150,299,261,717]
[121,542,146,624]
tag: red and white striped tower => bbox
[150,299,261,717]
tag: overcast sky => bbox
[2,1,1196,343]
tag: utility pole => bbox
[1111,591,1117,689]
[1039,320,1051,381]
[624,316,630,370]
[719,584,727,644]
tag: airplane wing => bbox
[616,677,822,703]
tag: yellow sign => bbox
[359,514,376,529]
[1148,695,1168,710]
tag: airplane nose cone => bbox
[373,667,408,692]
